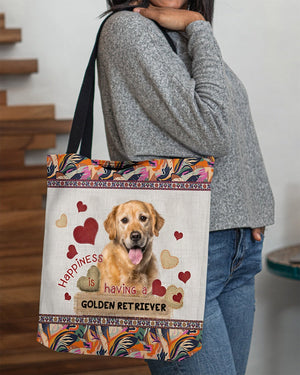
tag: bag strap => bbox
[66,10,177,158]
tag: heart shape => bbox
[173,293,183,303]
[152,279,166,297]
[77,265,100,292]
[160,250,179,269]
[67,245,78,259]
[178,271,191,284]
[165,285,184,309]
[73,218,98,245]
[56,214,67,228]
[77,201,87,212]
[174,231,183,240]
[65,293,71,301]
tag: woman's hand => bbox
[252,227,265,241]
[133,4,205,31]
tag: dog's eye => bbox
[121,217,129,224]
[140,215,147,222]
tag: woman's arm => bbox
[99,11,231,157]
[133,4,205,31]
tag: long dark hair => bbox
[99,0,215,25]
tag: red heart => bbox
[152,279,166,297]
[73,218,98,245]
[65,293,71,301]
[178,271,191,284]
[174,231,183,240]
[67,245,78,259]
[173,293,183,303]
[77,201,87,212]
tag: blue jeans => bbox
[146,227,264,375]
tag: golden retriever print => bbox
[98,200,164,296]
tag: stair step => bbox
[0,104,55,121]
[0,255,43,274]
[1,355,149,375]
[0,332,42,354]
[0,255,42,275]
[0,232,44,251]
[0,132,63,168]
[0,316,37,334]
[0,195,44,211]
[0,179,46,199]
[0,308,38,340]
[0,134,56,151]
[0,14,5,29]
[0,59,38,75]
[0,90,6,105]
[0,178,46,212]
[0,166,46,180]
[0,119,72,134]
[0,150,25,169]
[0,210,45,232]
[0,332,41,354]
[0,351,148,372]
[0,285,40,304]
[0,272,41,289]
[0,351,74,368]
[0,28,21,43]
[0,244,44,258]
[1,302,38,323]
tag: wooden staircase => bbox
[0,12,150,375]
[0,13,21,43]
[0,59,38,75]
[0,14,37,75]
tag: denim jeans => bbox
[146,227,264,375]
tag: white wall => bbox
[0,0,109,161]
[1,1,299,374]
[213,3,300,374]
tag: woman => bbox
[97,1,275,374]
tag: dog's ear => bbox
[104,205,118,240]
[155,211,165,236]
[147,203,165,237]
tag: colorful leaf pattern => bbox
[47,154,214,182]
[37,323,202,360]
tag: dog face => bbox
[104,200,164,266]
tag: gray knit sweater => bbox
[97,10,275,231]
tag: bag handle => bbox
[66,10,177,158]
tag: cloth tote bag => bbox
[37,11,215,361]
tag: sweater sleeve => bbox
[98,11,231,157]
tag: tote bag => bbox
[37,11,215,361]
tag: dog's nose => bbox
[130,231,141,242]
